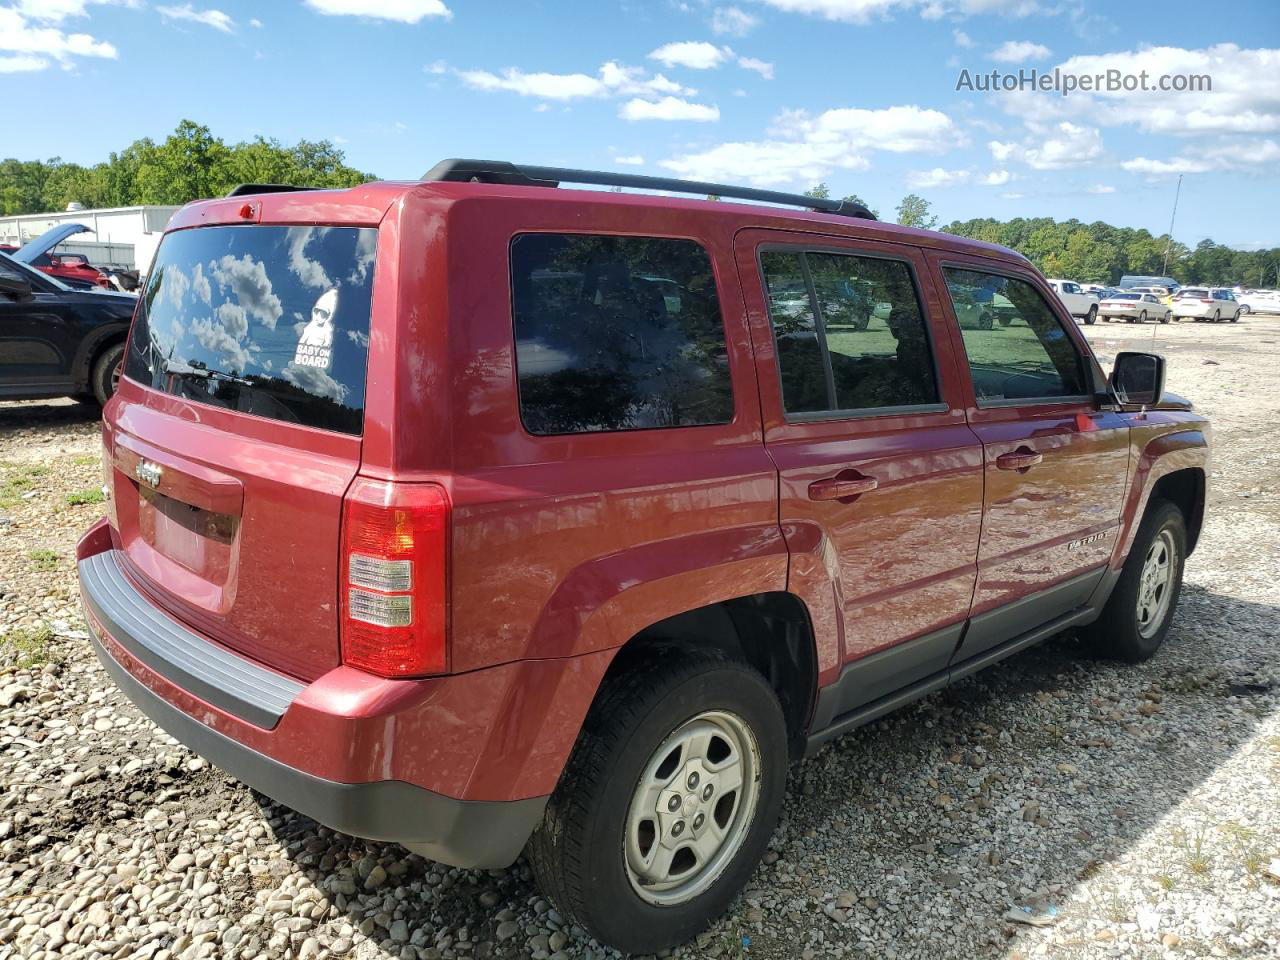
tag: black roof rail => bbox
[225,184,325,198]
[421,158,877,220]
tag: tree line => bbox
[2,122,1274,288]
[0,120,372,214]
[895,192,1277,289]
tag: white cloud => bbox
[755,0,1052,25]
[907,167,971,188]
[649,41,733,70]
[0,54,48,71]
[1121,139,1280,176]
[711,6,759,35]
[621,97,720,122]
[983,169,1012,185]
[614,155,646,165]
[302,0,451,22]
[249,17,262,27]
[663,104,960,186]
[988,122,1102,169]
[157,4,235,32]
[424,59,447,74]
[16,0,138,21]
[738,56,774,79]
[459,60,692,102]
[953,29,974,48]
[1086,184,1116,193]
[998,44,1280,136]
[990,40,1051,62]
[0,8,117,67]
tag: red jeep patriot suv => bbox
[77,160,1209,954]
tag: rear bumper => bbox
[76,522,552,868]
[90,631,546,867]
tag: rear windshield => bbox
[124,225,377,435]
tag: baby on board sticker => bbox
[295,288,337,369]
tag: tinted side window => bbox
[761,249,939,417]
[943,269,1087,404]
[510,234,733,435]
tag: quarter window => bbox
[510,233,734,435]
[943,268,1087,404]
[761,249,939,417]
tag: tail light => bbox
[1200,298,1212,304]
[340,477,449,677]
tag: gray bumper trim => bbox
[79,550,304,729]
[89,632,548,869]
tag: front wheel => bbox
[528,651,787,955]
[1082,500,1186,662]
[1084,305,1097,325]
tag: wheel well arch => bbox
[602,592,818,760]
[1150,467,1206,554]
[74,327,128,392]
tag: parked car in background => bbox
[5,224,112,290]
[1130,285,1176,305]
[1172,287,1242,323]
[1237,290,1280,315]
[74,160,1209,956]
[1081,283,1111,298]
[1120,275,1181,295]
[0,250,137,405]
[1098,291,1172,323]
[1045,278,1099,324]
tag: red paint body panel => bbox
[85,177,1210,817]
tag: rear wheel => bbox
[1213,310,1221,323]
[1082,500,1186,663]
[1159,310,1170,324]
[528,651,787,955]
[1084,305,1097,325]
[979,311,994,330]
[1231,309,1239,323]
[1139,310,1147,323]
[91,343,125,407]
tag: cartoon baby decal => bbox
[294,288,337,369]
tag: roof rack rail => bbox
[421,158,877,220]
[225,184,325,198]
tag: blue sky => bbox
[3,0,1278,248]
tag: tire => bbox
[1230,309,1239,323]
[1082,500,1186,663]
[528,649,788,955]
[1159,311,1170,324]
[979,312,993,330]
[91,343,125,407]
[1139,310,1147,323]
[1212,310,1221,323]
[1084,305,1097,325]
[1239,304,1250,316]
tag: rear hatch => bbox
[106,223,379,680]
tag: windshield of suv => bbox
[124,225,377,435]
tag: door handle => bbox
[808,474,879,501]
[995,449,1043,472]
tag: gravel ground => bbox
[1,316,1278,960]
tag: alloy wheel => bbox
[1136,529,1176,639]
[623,710,761,906]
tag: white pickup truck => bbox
[1045,278,1100,324]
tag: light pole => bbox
[1161,174,1183,278]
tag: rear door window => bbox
[942,268,1087,404]
[124,225,377,435]
[760,248,940,417]
[510,233,733,435]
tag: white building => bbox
[0,204,181,272]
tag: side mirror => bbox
[0,273,33,303]
[1110,351,1165,406]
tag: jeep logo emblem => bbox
[136,459,162,488]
